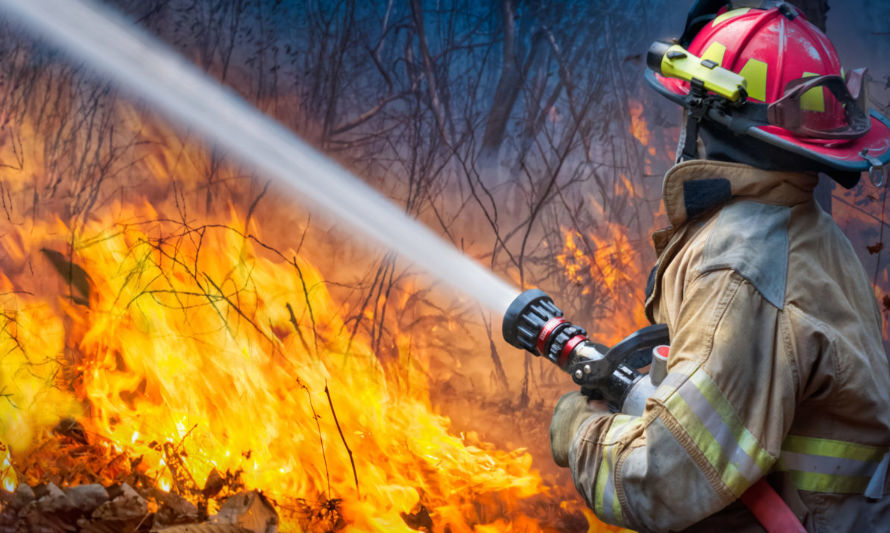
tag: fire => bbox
[1,445,16,492]
[0,96,597,531]
[0,48,635,531]
[629,99,660,177]
[628,99,651,149]
[0,204,563,531]
[555,219,649,347]
[0,277,82,453]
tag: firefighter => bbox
[549,2,890,531]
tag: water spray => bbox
[503,289,669,414]
[0,0,519,315]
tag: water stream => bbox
[0,0,520,315]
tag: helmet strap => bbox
[677,80,710,162]
[677,112,700,163]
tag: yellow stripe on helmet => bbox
[800,72,826,112]
[738,58,768,102]
[701,42,727,67]
[712,8,752,27]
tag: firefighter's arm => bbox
[568,268,798,531]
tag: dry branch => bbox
[323,385,359,499]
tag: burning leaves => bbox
[0,211,551,531]
[0,479,280,533]
[5,417,282,532]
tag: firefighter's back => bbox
[778,197,890,531]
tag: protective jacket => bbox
[568,160,890,532]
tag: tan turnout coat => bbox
[568,160,890,532]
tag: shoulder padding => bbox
[699,201,790,309]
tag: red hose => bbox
[740,478,807,533]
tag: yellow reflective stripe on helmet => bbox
[712,8,751,27]
[665,370,774,497]
[738,58,768,101]
[701,42,727,67]
[775,435,889,494]
[800,72,825,112]
[593,415,636,523]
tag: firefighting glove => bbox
[549,391,610,468]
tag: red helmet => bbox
[646,2,890,182]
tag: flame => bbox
[0,103,578,528]
[0,279,82,453]
[1,443,16,492]
[0,61,631,531]
[628,99,651,148]
[0,205,560,530]
[629,99,660,177]
[555,220,649,347]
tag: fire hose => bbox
[502,289,807,533]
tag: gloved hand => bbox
[550,391,610,467]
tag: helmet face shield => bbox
[767,72,872,139]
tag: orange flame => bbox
[0,205,563,531]
[628,99,651,148]
[555,221,649,347]
[0,68,638,530]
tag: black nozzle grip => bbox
[502,289,562,354]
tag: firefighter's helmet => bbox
[645,1,890,186]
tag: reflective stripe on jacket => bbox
[568,160,890,532]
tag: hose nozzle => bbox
[502,289,671,413]
[502,289,593,371]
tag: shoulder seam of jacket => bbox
[698,201,790,309]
